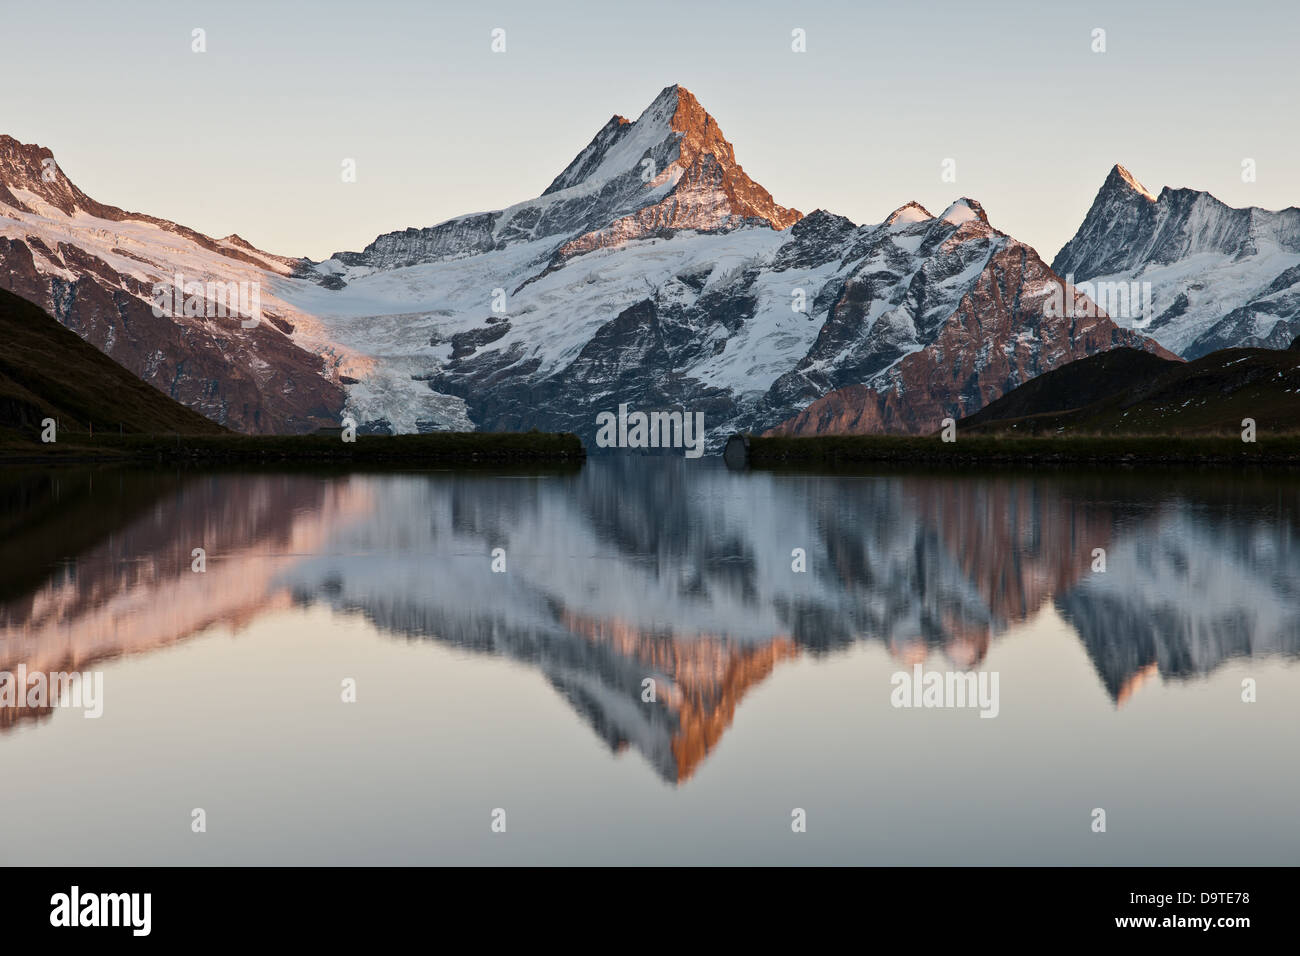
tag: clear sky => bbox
[6,0,1297,263]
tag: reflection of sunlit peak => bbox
[940,611,992,669]
[893,641,930,666]
[1115,660,1160,708]
[558,607,799,783]
[944,639,984,670]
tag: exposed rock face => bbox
[1052,164,1300,358]
[1052,165,1161,277]
[0,135,345,433]
[0,285,226,436]
[768,235,1177,437]
[331,212,501,270]
[543,115,636,194]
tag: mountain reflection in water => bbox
[1,461,1297,784]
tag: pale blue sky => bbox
[6,0,1297,262]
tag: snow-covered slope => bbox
[1053,165,1300,358]
[0,135,347,432]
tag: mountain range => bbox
[2,85,1297,444]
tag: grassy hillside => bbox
[959,340,1300,437]
[0,286,226,442]
[960,348,1178,429]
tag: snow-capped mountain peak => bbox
[0,134,299,275]
[1053,164,1300,356]
[886,202,933,226]
[326,84,802,272]
[544,84,789,218]
[940,197,989,226]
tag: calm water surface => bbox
[1,460,1297,864]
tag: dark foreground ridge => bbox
[0,286,225,438]
[959,341,1300,436]
[740,434,1300,468]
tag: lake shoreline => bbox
[735,434,1300,468]
[0,431,587,467]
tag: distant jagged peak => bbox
[0,134,56,175]
[886,201,934,226]
[1104,164,1158,202]
[1054,162,1300,283]
[794,208,857,231]
[939,197,990,227]
[0,132,299,273]
[0,133,53,172]
[1097,163,1300,225]
[0,134,97,217]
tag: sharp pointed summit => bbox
[551,83,802,259]
[545,84,799,228]
[1106,164,1158,202]
[331,84,801,270]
